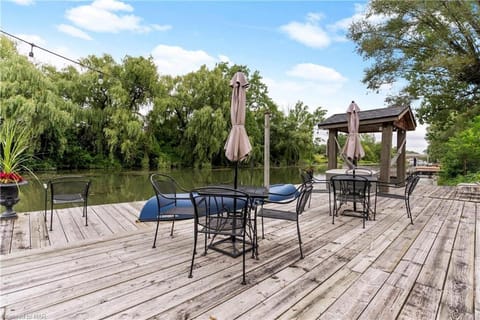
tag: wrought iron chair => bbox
[189,186,251,284]
[301,170,330,209]
[330,174,370,228]
[375,173,420,224]
[257,182,313,259]
[45,176,91,231]
[149,173,194,248]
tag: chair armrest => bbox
[311,177,328,184]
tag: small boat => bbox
[138,184,299,222]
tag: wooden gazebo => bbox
[317,105,417,183]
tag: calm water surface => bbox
[15,166,327,212]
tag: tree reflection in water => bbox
[17,166,327,212]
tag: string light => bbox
[28,43,34,58]
[98,72,104,85]
[1,29,105,82]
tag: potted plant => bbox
[0,119,33,219]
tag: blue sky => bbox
[2,0,427,152]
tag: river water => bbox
[15,166,327,212]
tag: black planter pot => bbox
[0,181,28,219]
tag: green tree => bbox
[349,1,480,176]
[185,106,227,168]
[0,36,74,168]
[349,1,480,119]
[441,115,480,178]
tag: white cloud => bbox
[406,124,428,153]
[218,54,232,64]
[329,3,365,32]
[57,24,93,40]
[151,24,172,32]
[66,5,141,33]
[91,0,133,11]
[151,45,216,76]
[263,76,346,113]
[64,0,170,34]
[280,13,331,48]
[286,63,347,82]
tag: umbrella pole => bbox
[234,161,238,189]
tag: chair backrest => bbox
[49,176,91,201]
[296,182,313,215]
[300,171,312,184]
[190,187,250,228]
[150,173,179,208]
[406,175,420,196]
[330,174,369,197]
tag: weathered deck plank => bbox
[438,200,476,319]
[0,181,479,319]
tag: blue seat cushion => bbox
[138,194,193,221]
[267,184,299,201]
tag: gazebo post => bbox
[327,130,338,170]
[396,129,407,184]
[379,123,393,192]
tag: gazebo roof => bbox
[317,105,417,133]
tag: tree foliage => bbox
[349,0,480,179]
[1,36,327,172]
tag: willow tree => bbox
[349,0,480,166]
[184,106,227,168]
[0,36,74,167]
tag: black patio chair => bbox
[301,170,330,209]
[45,176,91,231]
[330,174,370,228]
[257,182,313,259]
[189,186,251,284]
[149,173,194,248]
[375,173,420,224]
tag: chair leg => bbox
[406,198,413,224]
[242,230,246,285]
[170,216,176,237]
[152,219,161,249]
[50,204,54,231]
[328,191,332,216]
[332,197,336,225]
[84,201,88,226]
[261,207,265,239]
[253,205,259,259]
[203,229,208,255]
[362,202,366,229]
[296,219,304,259]
[189,226,198,279]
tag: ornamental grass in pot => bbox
[0,119,34,219]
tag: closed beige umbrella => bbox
[224,71,252,187]
[342,101,365,167]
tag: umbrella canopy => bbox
[224,71,252,162]
[342,101,365,166]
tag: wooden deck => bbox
[0,181,479,319]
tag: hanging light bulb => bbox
[98,72,104,85]
[28,44,34,58]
